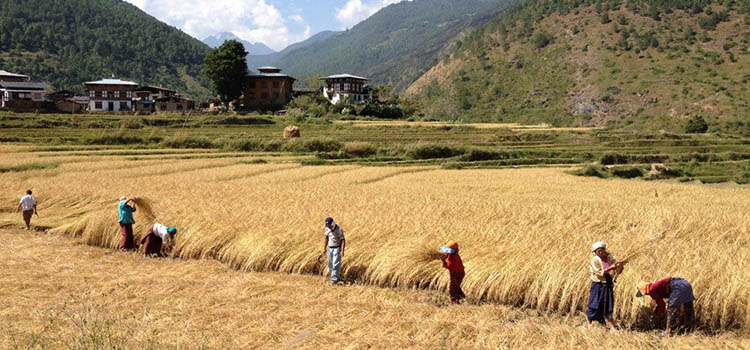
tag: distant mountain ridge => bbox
[253,0,512,90]
[202,32,276,55]
[407,0,750,133]
[0,0,212,100]
[245,31,340,72]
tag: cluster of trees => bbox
[0,0,210,99]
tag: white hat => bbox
[591,241,606,252]
[119,196,127,201]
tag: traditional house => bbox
[322,74,370,104]
[83,78,138,112]
[0,70,30,82]
[55,96,89,114]
[154,96,195,112]
[0,81,50,111]
[244,67,295,109]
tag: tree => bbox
[203,40,248,105]
[685,115,709,134]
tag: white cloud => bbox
[335,0,408,29]
[124,0,310,51]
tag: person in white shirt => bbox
[17,190,38,230]
[322,217,346,284]
[141,222,177,257]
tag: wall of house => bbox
[244,77,293,107]
[89,100,131,112]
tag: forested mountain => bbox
[408,0,750,133]
[203,32,276,55]
[245,31,340,72]
[272,0,516,90]
[0,0,212,100]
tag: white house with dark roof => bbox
[321,74,371,104]
[83,78,138,112]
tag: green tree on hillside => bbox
[203,40,248,105]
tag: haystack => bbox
[283,125,300,139]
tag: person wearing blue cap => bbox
[141,222,177,257]
[322,217,345,285]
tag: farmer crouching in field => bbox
[17,190,38,230]
[588,241,626,328]
[141,222,177,257]
[117,196,137,251]
[636,277,695,336]
[323,217,345,285]
[441,241,465,304]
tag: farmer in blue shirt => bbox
[118,196,137,251]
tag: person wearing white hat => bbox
[587,241,627,327]
[117,196,137,251]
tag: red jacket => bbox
[646,277,672,315]
[442,253,464,273]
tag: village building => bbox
[244,67,295,109]
[0,70,30,82]
[322,74,371,104]
[154,96,195,112]
[83,78,138,112]
[0,81,50,111]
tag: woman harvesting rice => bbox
[636,277,696,336]
[440,241,465,304]
[588,241,626,327]
[141,222,177,257]
[117,196,137,251]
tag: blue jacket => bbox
[118,201,136,224]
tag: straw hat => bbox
[635,281,650,297]
[447,241,459,250]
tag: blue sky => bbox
[125,0,407,51]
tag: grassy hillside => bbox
[408,0,750,134]
[273,0,517,91]
[0,0,212,100]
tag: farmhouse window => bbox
[114,91,120,98]
[126,91,132,98]
[340,83,344,90]
[95,101,102,109]
[89,90,95,97]
[102,90,107,98]
[176,104,182,110]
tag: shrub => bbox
[573,164,608,178]
[464,148,503,161]
[287,138,343,153]
[533,32,554,48]
[600,152,628,165]
[407,143,465,159]
[685,115,709,134]
[343,142,377,158]
[162,136,215,149]
[611,166,644,179]
[83,134,151,145]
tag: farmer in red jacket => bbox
[440,241,465,304]
[636,277,696,336]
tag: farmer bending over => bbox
[323,217,345,285]
[17,190,38,230]
[117,196,137,251]
[141,222,177,257]
[441,241,465,303]
[636,277,695,336]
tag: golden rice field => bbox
[1,145,750,347]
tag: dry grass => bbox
[2,228,749,349]
[1,145,750,339]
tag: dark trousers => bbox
[22,210,33,227]
[668,301,695,331]
[449,271,466,303]
[587,279,615,324]
[118,223,134,251]
[141,227,163,257]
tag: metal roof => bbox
[257,66,281,71]
[83,78,138,86]
[0,70,29,79]
[322,74,369,81]
[0,81,49,90]
[247,73,295,79]
[135,85,177,93]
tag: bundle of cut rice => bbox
[131,197,157,222]
[283,125,300,139]
[410,245,444,264]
